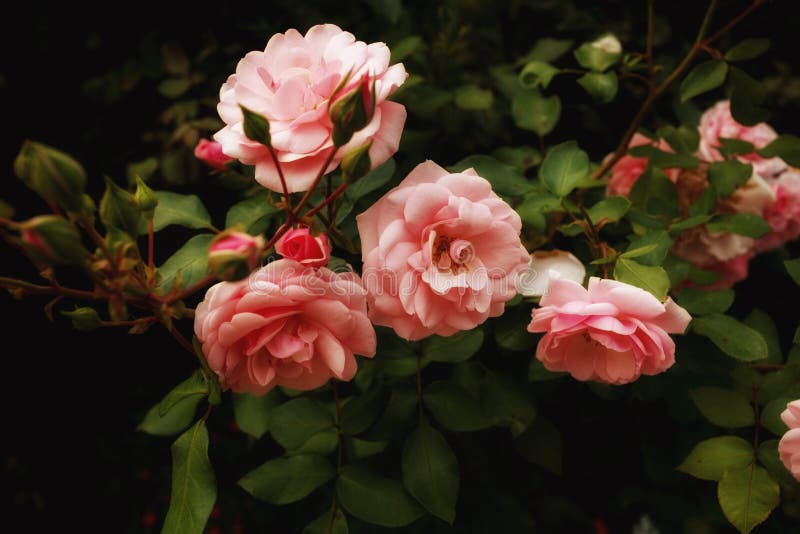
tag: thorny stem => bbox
[77,214,120,278]
[267,145,292,213]
[305,182,348,219]
[167,273,218,305]
[101,316,158,328]
[0,276,100,300]
[147,219,155,275]
[291,148,338,220]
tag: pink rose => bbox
[194,259,376,395]
[208,231,265,280]
[528,276,691,384]
[756,170,800,252]
[679,252,752,291]
[605,133,679,197]
[779,400,800,481]
[356,161,530,340]
[275,227,331,268]
[214,24,408,193]
[698,100,786,177]
[194,139,233,170]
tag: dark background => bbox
[2,1,800,532]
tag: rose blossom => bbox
[779,400,800,481]
[606,133,679,197]
[698,100,786,177]
[528,276,691,384]
[194,139,233,170]
[275,227,331,268]
[194,259,376,394]
[756,169,800,252]
[356,161,530,340]
[517,250,586,298]
[208,231,265,280]
[214,24,408,193]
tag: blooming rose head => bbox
[698,100,786,177]
[517,250,586,298]
[606,133,679,197]
[275,227,331,268]
[528,276,691,384]
[194,259,376,395]
[779,400,800,481]
[756,169,800,252]
[214,24,408,193]
[194,139,233,170]
[208,231,265,281]
[356,161,530,340]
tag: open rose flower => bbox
[698,100,786,177]
[275,227,332,268]
[779,400,800,481]
[756,169,800,252]
[356,160,529,340]
[606,133,679,197]
[194,259,376,394]
[194,139,233,170]
[528,276,691,384]
[214,24,408,193]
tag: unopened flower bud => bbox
[275,227,331,268]
[208,231,265,281]
[134,176,159,220]
[238,107,271,148]
[20,215,88,266]
[62,307,102,332]
[329,75,374,147]
[100,176,141,238]
[14,140,87,212]
[341,142,372,182]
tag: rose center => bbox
[432,235,475,272]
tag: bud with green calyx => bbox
[574,33,622,72]
[99,176,141,238]
[341,141,372,182]
[19,215,88,266]
[329,73,375,147]
[62,307,102,332]
[14,140,87,212]
[240,105,271,147]
[208,230,266,281]
[134,176,158,220]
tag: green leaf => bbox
[158,78,192,99]
[693,314,768,361]
[158,234,213,293]
[573,38,621,72]
[513,416,562,475]
[629,166,680,218]
[303,508,349,534]
[270,397,335,450]
[240,105,271,146]
[516,193,561,231]
[494,306,538,351]
[521,37,574,64]
[718,464,779,534]
[577,72,618,103]
[529,358,568,382]
[677,436,753,481]
[238,454,334,505]
[614,257,670,300]
[99,176,141,237]
[718,137,757,157]
[708,160,753,198]
[454,85,493,110]
[628,145,699,169]
[225,194,278,235]
[336,465,424,527]
[390,35,423,63]
[729,67,770,126]
[658,125,700,154]
[758,439,799,489]
[341,385,390,436]
[625,231,672,266]
[758,134,800,166]
[745,310,782,364]
[149,191,212,232]
[587,196,630,224]
[344,159,396,200]
[346,437,388,459]
[138,394,203,437]
[286,429,339,457]
[691,387,755,428]
[423,329,484,363]
[232,390,282,440]
[364,385,418,441]
[707,214,771,238]
[424,380,493,432]
[449,155,533,196]
[511,89,561,135]
[785,258,800,285]
[539,141,589,197]
[670,214,713,233]
[760,397,791,436]
[492,146,542,172]
[677,288,734,315]
[680,60,728,102]
[725,38,770,63]
[519,61,560,89]
[402,418,460,524]
[484,372,537,436]
[159,370,209,417]
[689,185,719,217]
[162,421,216,534]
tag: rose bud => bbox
[329,74,374,147]
[194,139,233,171]
[14,140,87,212]
[62,307,102,332]
[20,215,88,266]
[275,228,331,268]
[208,231,265,281]
[134,176,159,220]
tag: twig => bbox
[167,273,217,304]
[291,149,338,219]
[0,276,100,300]
[267,145,292,213]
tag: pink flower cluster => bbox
[779,400,800,481]
[607,100,798,289]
